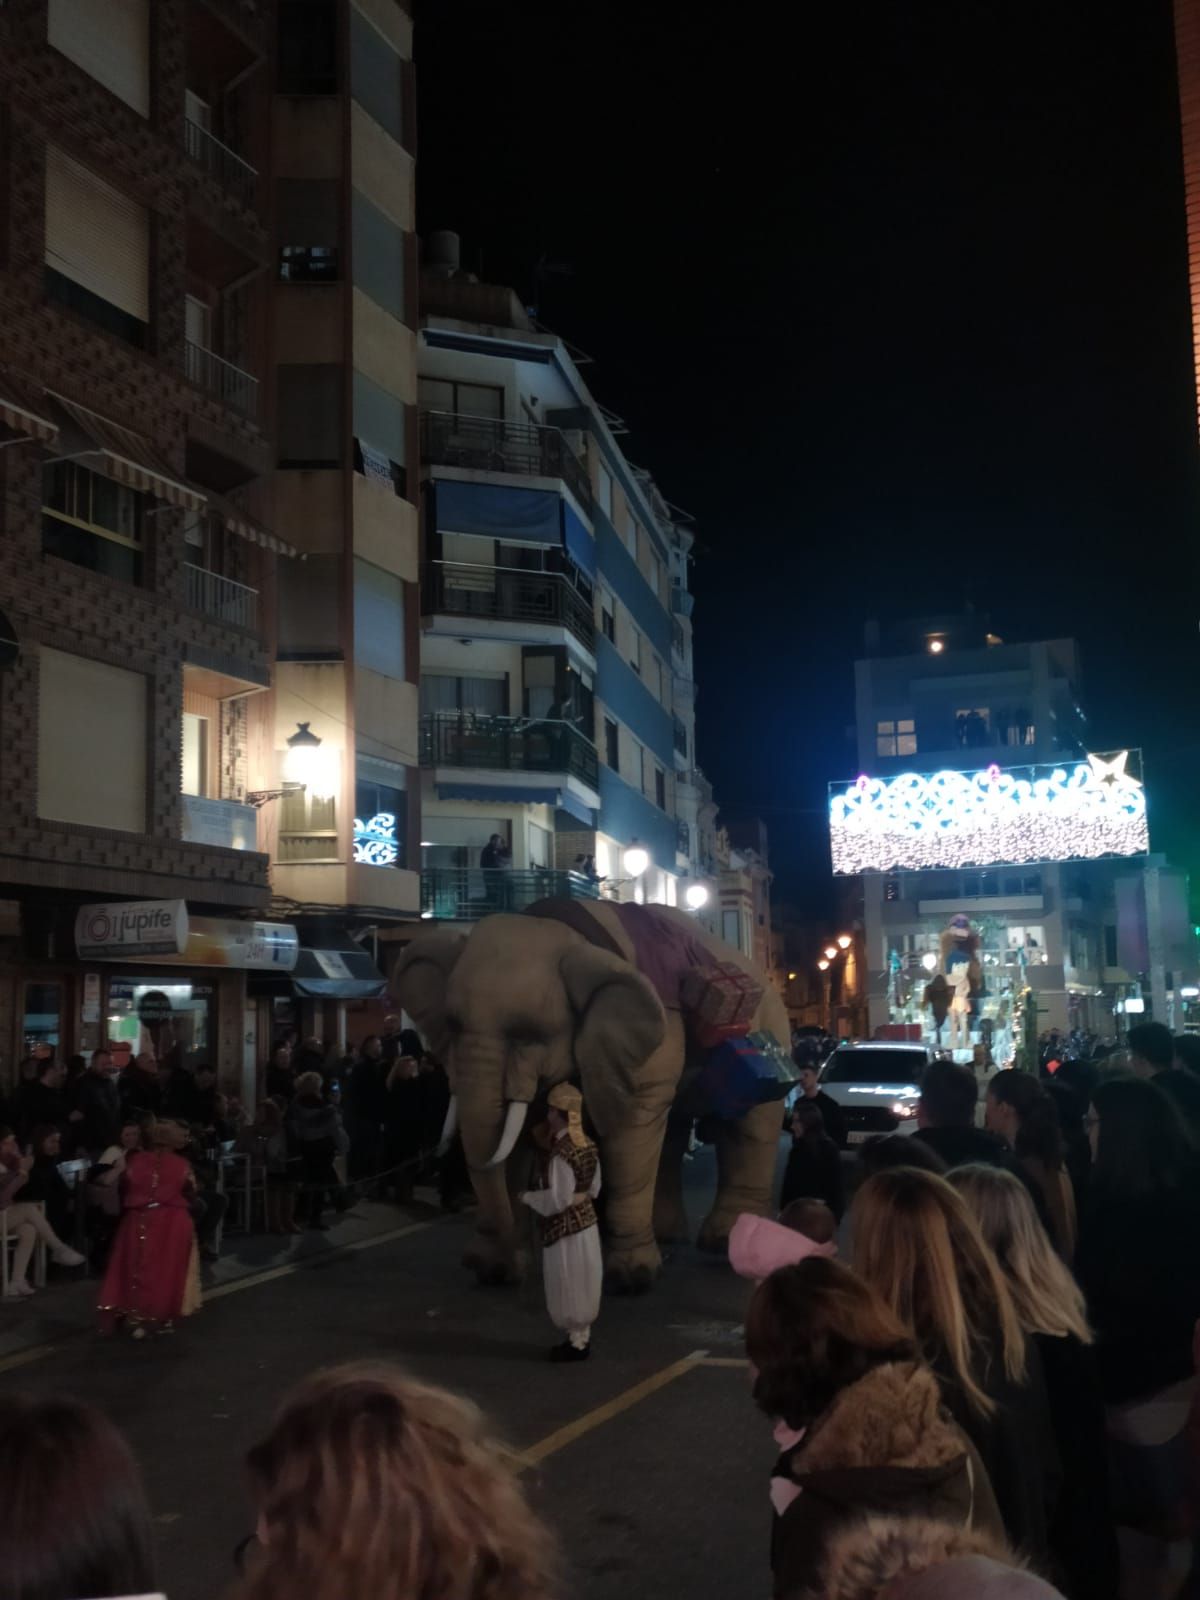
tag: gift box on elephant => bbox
[697,1032,799,1121]
[681,961,764,1049]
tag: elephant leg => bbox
[653,1114,691,1244]
[461,1163,523,1285]
[599,1111,669,1293]
[697,1097,782,1253]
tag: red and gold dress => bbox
[98,1149,202,1333]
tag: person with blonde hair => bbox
[520,1081,602,1361]
[852,1167,1058,1563]
[951,1163,1116,1599]
[233,1362,556,1600]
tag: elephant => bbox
[395,898,791,1293]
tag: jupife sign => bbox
[74,900,188,959]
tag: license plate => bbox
[846,1130,871,1145]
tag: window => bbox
[38,647,146,832]
[354,773,406,868]
[417,378,503,419]
[528,821,552,868]
[23,982,63,1054]
[655,767,667,810]
[353,371,406,471]
[48,0,149,115]
[278,0,338,94]
[277,364,342,467]
[181,712,209,797]
[421,674,507,715]
[637,742,647,794]
[45,147,148,346]
[876,718,916,758]
[601,596,615,643]
[955,707,991,749]
[277,554,340,657]
[278,787,337,862]
[596,462,613,518]
[673,716,688,758]
[622,507,638,558]
[352,191,404,319]
[43,460,143,583]
[278,178,340,282]
[604,716,619,772]
[629,625,641,675]
[353,559,406,679]
[185,294,211,352]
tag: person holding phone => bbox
[0,1125,84,1297]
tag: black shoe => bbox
[548,1340,590,1363]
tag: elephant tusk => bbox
[436,1095,459,1156]
[484,1101,528,1168]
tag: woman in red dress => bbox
[98,1119,201,1338]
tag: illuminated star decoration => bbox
[828,752,1148,875]
[353,812,399,866]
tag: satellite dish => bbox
[0,608,17,670]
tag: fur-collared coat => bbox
[771,1362,1003,1600]
[808,1516,1064,1600]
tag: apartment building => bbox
[844,615,1139,1049]
[0,0,416,1090]
[415,237,709,921]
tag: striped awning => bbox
[0,369,58,444]
[208,490,299,559]
[47,393,206,512]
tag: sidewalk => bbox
[0,1188,455,1369]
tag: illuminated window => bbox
[876,718,916,757]
[955,708,991,749]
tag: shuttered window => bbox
[37,648,147,833]
[45,147,149,325]
[48,0,150,116]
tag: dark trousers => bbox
[298,1141,336,1225]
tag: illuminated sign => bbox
[354,811,399,866]
[829,751,1148,875]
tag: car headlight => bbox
[891,1101,918,1119]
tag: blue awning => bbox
[562,500,595,577]
[436,782,597,828]
[435,480,560,541]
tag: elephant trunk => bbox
[484,1100,528,1168]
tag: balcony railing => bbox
[184,115,258,210]
[182,794,258,851]
[421,868,600,923]
[423,561,595,652]
[184,562,259,631]
[420,410,593,511]
[420,712,599,790]
[677,819,692,856]
[671,618,686,661]
[185,340,259,419]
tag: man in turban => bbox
[520,1083,603,1362]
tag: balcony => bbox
[420,712,599,790]
[184,115,258,211]
[671,618,686,662]
[423,561,595,652]
[185,340,259,419]
[420,411,592,511]
[421,868,600,923]
[182,794,258,851]
[184,563,258,631]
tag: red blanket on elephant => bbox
[98,1150,201,1333]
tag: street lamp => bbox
[837,934,852,950]
[823,945,838,961]
[817,958,830,971]
[623,844,650,878]
[684,882,709,910]
[921,951,938,972]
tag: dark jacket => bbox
[779,1134,846,1219]
[913,1126,1050,1226]
[933,1335,1059,1565]
[286,1094,346,1151]
[22,1153,71,1239]
[13,1078,66,1139]
[802,1089,847,1148]
[1036,1331,1118,1600]
[771,1361,1003,1599]
[74,1071,121,1153]
[265,1064,296,1104]
[1077,1178,1200,1404]
[118,1066,162,1121]
[161,1067,202,1124]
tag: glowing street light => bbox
[921,951,939,972]
[837,934,852,950]
[823,945,838,960]
[684,882,709,910]
[817,958,830,971]
[623,845,650,878]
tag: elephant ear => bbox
[560,943,666,1132]
[395,931,466,1059]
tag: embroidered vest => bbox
[540,1137,599,1248]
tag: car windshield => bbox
[822,1049,926,1085]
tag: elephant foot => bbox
[603,1241,661,1295]
[462,1235,522,1287]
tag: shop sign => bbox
[75,900,188,959]
[121,918,299,972]
[81,972,101,1025]
[312,949,354,980]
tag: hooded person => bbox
[519,1082,602,1363]
[729,1200,839,1285]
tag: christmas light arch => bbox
[828,751,1148,875]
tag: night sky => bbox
[416,0,1200,916]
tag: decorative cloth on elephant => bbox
[523,897,717,1012]
[520,1107,603,1355]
